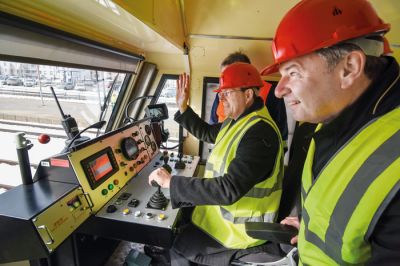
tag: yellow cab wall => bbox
[0,0,399,155]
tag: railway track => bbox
[0,119,100,138]
[0,87,89,101]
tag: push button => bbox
[157,213,166,221]
[122,208,131,215]
[106,205,117,213]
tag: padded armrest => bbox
[245,222,298,245]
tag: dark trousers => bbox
[170,222,282,266]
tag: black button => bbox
[106,205,117,213]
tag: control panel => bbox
[96,152,199,230]
[33,186,91,253]
[68,119,159,213]
[0,181,91,262]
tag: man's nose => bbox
[275,77,290,98]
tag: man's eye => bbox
[289,72,299,77]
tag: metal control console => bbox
[96,152,199,228]
[79,152,200,247]
[0,181,91,262]
[36,119,159,213]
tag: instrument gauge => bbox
[144,135,151,146]
[121,137,139,160]
[151,141,157,152]
[145,124,152,135]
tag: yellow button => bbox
[157,213,166,221]
[122,208,131,215]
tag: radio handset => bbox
[50,86,79,140]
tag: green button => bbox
[108,184,114,190]
[73,200,81,208]
[101,189,108,195]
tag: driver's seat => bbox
[231,247,298,266]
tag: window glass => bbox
[0,61,126,189]
[155,76,179,148]
[200,78,219,160]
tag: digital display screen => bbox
[88,153,113,181]
[81,147,119,189]
[149,107,164,119]
[146,103,168,122]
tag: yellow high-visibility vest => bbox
[192,106,284,249]
[299,107,400,265]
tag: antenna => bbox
[50,86,67,118]
[50,86,79,140]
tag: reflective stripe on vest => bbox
[192,106,284,249]
[299,107,400,265]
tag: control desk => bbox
[0,118,199,263]
[79,151,199,248]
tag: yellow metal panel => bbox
[183,0,399,72]
[188,37,275,75]
[0,0,181,56]
[184,0,298,38]
[113,0,186,52]
[33,187,91,253]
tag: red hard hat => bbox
[383,37,393,55]
[215,63,263,92]
[261,0,390,75]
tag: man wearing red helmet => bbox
[149,63,284,265]
[261,0,400,264]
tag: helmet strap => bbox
[345,36,384,57]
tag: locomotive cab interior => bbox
[0,1,399,265]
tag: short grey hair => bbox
[316,37,387,80]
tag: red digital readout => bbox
[88,153,113,181]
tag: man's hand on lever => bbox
[281,216,300,245]
[176,73,190,113]
[149,167,172,189]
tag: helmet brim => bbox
[260,63,279,76]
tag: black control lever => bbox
[162,156,172,173]
[174,125,186,169]
[151,180,160,187]
[175,153,186,170]
[148,178,168,210]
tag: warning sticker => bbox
[50,158,70,168]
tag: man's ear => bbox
[245,89,255,102]
[340,50,365,89]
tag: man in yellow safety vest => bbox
[261,0,400,264]
[149,63,284,265]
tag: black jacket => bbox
[171,97,280,209]
[311,57,400,264]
